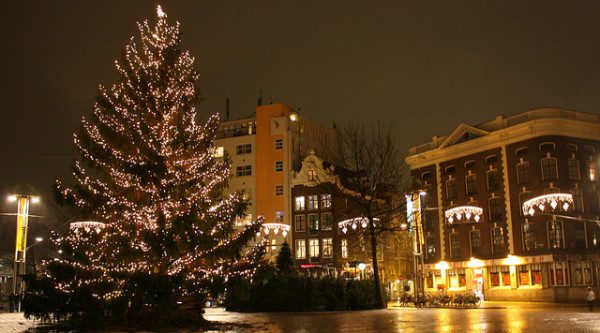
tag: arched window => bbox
[541,157,558,181]
[566,143,578,153]
[516,162,531,185]
[547,220,564,249]
[515,147,528,157]
[465,174,477,195]
[464,160,476,170]
[421,171,432,182]
[450,232,461,259]
[445,165,456,174]
[539,142,556,152]
[586,157,597,182]
[488,197,504,222]
[446,178,457,199]
[487,169,500,191]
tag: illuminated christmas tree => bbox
[26,6,263,326]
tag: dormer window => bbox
[308,170,317,181]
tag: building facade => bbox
[405,108,600,302]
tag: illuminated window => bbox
[341,239,348,258]
[470,230,481,256]
[490,227,505,255]
[270,239,277,252]
[236,143,252,155]
[235,165,252,177]
[295,196,305,211]
[321,212,332,230]
[518,191,531,216]
[275,139,283,149]
[307,195,319,210]
[586,157,596,181]
[516,162,531,185]
[522,223,536,252]
[465,174,477,195]
[518,264,542,286]
[573,261,592,285]
[541,157,558,181]
[446,178,457,199]
[296,240,306,259]
[567,158,580,181]
[275,185,283,196]
[213,146,224,157]
[322,238,333,258]
[275,211,284,223]
[308,214,319,235]
[321,194,332,209]
[547,220,564,249]
[426,236,436,260]
[275,160,283,172]
[295,215,306,232]
[309,239,319,258]
[308,169,317,181]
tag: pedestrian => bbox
[585,287,596,312]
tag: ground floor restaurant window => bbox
[573,261,593,285]
[518,264,542,286]
[549,262,569,286]
[448,269,466,288]
[426,272,434,289]
[490,266,511,287]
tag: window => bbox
[309,239,319,258]
[446,178,457,199]
[426,236,436,260]
[523,224,536,252]
[341,239,348,258]
[308,214,319,235]
[501,266,511,286]
[275,139,283,149]
[487,170,500,191]
[445,165,456,174]
[275,211,284,223]
[421,171,432,182]
[270,238,277,252]
[539,142,555,151]
[321,212,332,231]
[516,162,531,185]
[449,233,461,259]
[491,227,505,255]
[275,185,283,196]
[518,264,542,286]
[567,144,578,153]
[573,262,593,285]
[488,197,503,222]
[275,161,283,172]
[464,161,476,170]
[307,195,319,210]
[465,174,477,195]
[541,157,558,180]
[470,230,481,256]
[236,165,252,176]
[321,194,332,209]
[549,262,569,286]
[295,215,306,232]
[567,158,580,181]
[322,238,333,258]
[486,155,498,164]
[518,191,531,216]
[571,188,583,212]
[570,221,586,250]
[295,196,305,211]
[308,170,317,181]
[296,240,306,259]
[236,143,252,155]
[448,269,466,288]
[515,147,528,157]
[213,146,224,157]
[548,220,564,249]
[489,266,510,287]
[586,157,597,181]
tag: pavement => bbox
[0,312,36,333]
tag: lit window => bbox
[270,238,277,252]
[296,240,306,259]
[308,169,317,181]
[518,191,531,216]
[571,188,583,212]
[321,194,332,209]
[295,196,305,211]
[586,157,596,181]
[275,161,283,172]
[309,239,319,258]
[548,220,564,249]
[275,139,283,149]
[426,236,436,260]
[490,227,505,255]
[294,215,306,232]
[213,146,224,157]
[275,211,284,223]
[308,214,319,235]
[307,195,319,210]
[518,264,542,286]
[235,143,252,155]
[341,239,348,258]
[275,185,283,196]
[573,261,592,285]
[235,165,252,177]
[321,212,332,230]
[523,223,536,252]
[322,238,333,258]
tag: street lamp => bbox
[7,194,40,296]
[358,262,366,280]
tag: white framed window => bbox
[296,240,306,259]
[541,157,558,181]
[235,165,252,177]
[322,238,333,258]
[321,212,332,230]
[275,139,283,149]
[294,215,306,232]
[341,239,348,258]
[573,261,593,285]
[236,143,252,155]
[275,185,283,196]
[309,239,319,258]
[307,195,319,210]
[321,194,332,209]
[295,196,305,211]
[549,262,569,286]
[213,146,224,157]
[275,161,283,172]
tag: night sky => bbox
[2,1,600,242]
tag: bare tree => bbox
[325,122,408,309]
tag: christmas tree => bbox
[25,6,263,326]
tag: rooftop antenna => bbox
[225,98,230,121]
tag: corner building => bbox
[405,108,600,302]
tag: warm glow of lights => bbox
[434,261,449,270]
[445,206,483,223]
[522,193,573,216]
[357,262,366,271]
[503,254,523,266]
[35,237,43,243]
[467,257,483,268]
[31,196,40,204]
[289,113,298,121]
[7,195,17,202]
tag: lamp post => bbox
[7,194,40,296]
[405,191,427,306]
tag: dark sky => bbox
[2,1,600,234]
